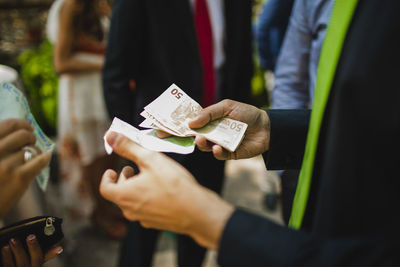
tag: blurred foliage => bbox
[18,39,58,136]
[251,50,269,109]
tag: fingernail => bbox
[2,245,10,251]
[27,234,36,242]
[57,248,63,255]
[107,131,120,146]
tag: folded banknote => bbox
[104,117,195,155]
[139,84,248,152]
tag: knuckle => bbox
[140,221,151,229]
[3,119,18,131]
[221,99,234,107]
[122,210,137,221]
[19,129,36,144]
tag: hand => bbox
[189,99,270,160]
[1,235,63,267]
[100,132,234,249]
[0,119,52,218]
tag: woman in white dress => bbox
[47,0,126,240]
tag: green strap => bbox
[288,0,359,229]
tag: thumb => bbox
[189,100,231,129]
[106,131,154,168]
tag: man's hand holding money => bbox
[159,99,270,160]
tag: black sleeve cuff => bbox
[263,109,310,170]
[217,209,300,266]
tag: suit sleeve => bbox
[263,109,310,170]
[217,209,397,267]
[102,0,144,123]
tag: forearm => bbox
[54,56,103,74]
[218,209,398,266]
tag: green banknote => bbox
[0,82,54,191]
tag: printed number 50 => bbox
[230,122,243,132]
[171,88,183,99]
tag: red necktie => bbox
[194,0,216,107]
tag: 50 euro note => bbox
[104,117,195,155]
[0,82,55,191]
[140,84,247,152]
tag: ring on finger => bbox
[23,146,37,163]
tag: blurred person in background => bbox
[0,118,63,266]
[256,0,294,72]
[255,0,295,213]
[269,0,333,223]
[46,0,126,240]
[103,1,253,266]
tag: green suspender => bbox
[288,0,359,229]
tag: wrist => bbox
[186,187,234,249]
[259,109,271,152]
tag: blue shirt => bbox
[272,0,333,109]
[256,0,295,71]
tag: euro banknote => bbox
[104,117,195,155]
[140,84,247,152]
[0,82,54,191]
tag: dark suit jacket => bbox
[218,0,400,266]
[103,0,253,126]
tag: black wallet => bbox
[0,216,63,265]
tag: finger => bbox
[189,100,231,129]
[119,166,135,183]
[106,131,155,168]
[99,169,120,202]
[17,151,51,181]
[0,130,36,158]
[155,130,171,139]
[0,119,33,139]
[1,146,41,171]
[212,145,232,160]
[194,136,213,152]
[44,246,63,262]
[26,235,43,267]
[1,245,15,267]
[9,238,29,267]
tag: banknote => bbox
[139,110,183,136]
[104,117,195,155]
[141,84,248,152]
[0,82,55,191]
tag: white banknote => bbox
[0,82,54,191]
[104,117,195,155]
[141,84,247,152]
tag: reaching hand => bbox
[189,99,270,160]
[0,119,51,218]
[100,132,234,249]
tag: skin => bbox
[0,119,63,266]
[0,119,51,218]
[54,0,104,74]
[1,235,62,267]
[100,100,271,249]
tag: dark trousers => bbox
[118,149,225,267]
